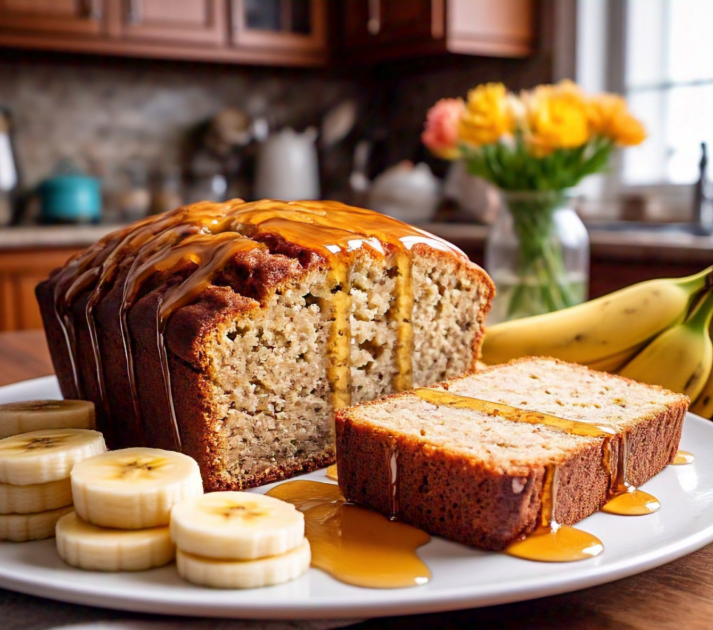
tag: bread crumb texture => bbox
[207,249,487,488]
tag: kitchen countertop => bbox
[425,223,713,264]
[0,223,712,264]
[0,225,118,249]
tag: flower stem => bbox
[504,193,579,319]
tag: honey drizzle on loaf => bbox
[413,388,660,560]
[51,200,465,450]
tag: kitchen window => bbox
[623,0,713,186]
[577,0,713,217]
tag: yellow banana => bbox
[618,289,713,399]
[690,322,713,419]
[691,377,713,418]
[482,267,713,366]
[585,343,647,373]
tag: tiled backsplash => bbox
[0,49,552,219]
[1,52,359,196]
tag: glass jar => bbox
[485,190,589,324]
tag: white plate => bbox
[0,376,712,620]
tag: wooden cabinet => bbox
[447,0,534,57]
[340,0,534,61]
[111,0,226,47]
[343,0,442,49]
[0,0,327,66]
[231,0,326,53]
[0,248,82,332]
[0,0,104,36]
[0,0,532,66]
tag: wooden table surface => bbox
[1,329,711,630]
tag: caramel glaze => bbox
[266,480,431,588]
[413,388,662,561]
[325,464,338,481]
[385,439,400,520]
[672,450,695,465]
[506,464,604,562]
[51,199,465,451]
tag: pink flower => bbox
[422,98,465,159]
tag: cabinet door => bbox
[231,0,326,53]
[342,0,444,49]
[116,0,226,46]
[0,0,104,36]
[446,0,534,57]
[0,248,83,332]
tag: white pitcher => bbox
[255,127,320,201]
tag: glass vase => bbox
[485,190,589,324]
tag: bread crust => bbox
[335,358,688,550]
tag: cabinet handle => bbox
[230,0,241,32]
[84,0,103,20]
[431,0,445,39]
[367,0,381,35]
[126,0,142,24]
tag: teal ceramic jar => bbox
[39,174,102,224]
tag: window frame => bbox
[576,0,697,219]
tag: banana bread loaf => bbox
[335,357,688,550]
[36,199,494,491]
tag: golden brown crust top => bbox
[49,198,478,331]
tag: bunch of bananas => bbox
[481,267,713,418]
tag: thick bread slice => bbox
[335,357,688,550]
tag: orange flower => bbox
[422,98,465,159]
[522,80,590,156]
[458,83,514,147]
[588,93,647,146]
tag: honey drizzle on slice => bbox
[672,450,695,465]
[52,199,465,451]
[384,439,400,520]
[413,389,618,439]
[266,480,431,588]
[505,464,604,562]
[413,388,661,560]
[601,428,660,516]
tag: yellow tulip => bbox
[458,83,514,146]
[588,93,647,146]
[521,80,590,155]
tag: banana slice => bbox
[176,539,311,589]
[0,477,72,514]
[170,491,304,560]
[56,511,175,572]
[71,447,203,530]
[0,400,95,440]
[0,505,73,542]
[0,429,106,486]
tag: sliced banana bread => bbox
[36,199,494,491]
[335,357,688,550]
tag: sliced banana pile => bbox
[171,492,311,589]
[57,447,203,572]
[0,400,95,440]
[0,428,106,541]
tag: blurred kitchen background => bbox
[0,0,711,331]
